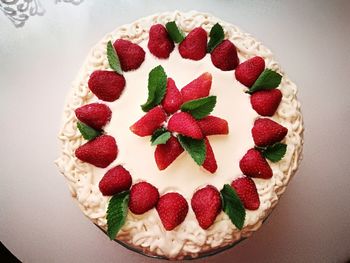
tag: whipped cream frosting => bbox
[56,11,303,259]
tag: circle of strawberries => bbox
[73,22,288,234]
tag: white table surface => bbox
[1,1,350,262]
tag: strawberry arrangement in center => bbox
[130,66,228,173]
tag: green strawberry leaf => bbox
[106,191,129,240]
[180,96,217,120]
[151,131,171,146]
[177,135,206,165]
[207,23,225,53]
[165,21,185,43]
[247,69,282,94]
[141,65,167,112]
[262,143,287,162]
[150,128,167,143]
[220,184,246,230]
[107,41,122,75]
[77,121,102,140]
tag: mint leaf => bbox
[77,122,102,140]
[106,191,129,240]
[151,131,171,146]
[141,65,167,112]
[207,23,225,53]
[248,69,282,94]
[180,96,217,120]
[165,21,185,43]
[151,128,167,142]
[220,184,246,230]
[262,143,287,162]
[177,135,206,165]
[107,41,122,75]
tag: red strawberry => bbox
[75,103,112,130]
[181,72,212,103]
[179,27,207,61]
[128,182,159,214]
[197,116,229,136]
[130,106,167,137]
[210,40,239,71]
[88,70,126,102]
[155,136,184,170]
[250,89,282,116]
[156,192,189,231]
[148,24,174,59]
[75,135,118,168]
[252,118,288,147]
[191,185,222,229]
[239,148,272,179]
[98,165,132,196]
[161,78,183,114]
[167,112,203,139]
[235,56,265,87]
[231,177,260,210]
[202,138,217,173]
[113,39,145,71]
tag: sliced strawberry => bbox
[181,72,212,103]
[167,112,203,139]
[197,115,229,136]
[231,177,260,210]
[191,185,222,229]
[98,165,132,196]
[235,56,265,87]
[161,78,183,114]
[130,106,167,137]
[210,40,239,71]
[75,103,111,130]
[75,135,118,168]
[179,27,207,60]
[148,24,174,59]
[154,136,184,170]
[250,89,282,116]
[128,181,159,214]
[156,192,189,231]
[88,70,125,102]
[202,138,217,173]
[252,118,288,147]
[113,39,145,71]
[239,148,272,179]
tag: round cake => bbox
[56,11,303,260]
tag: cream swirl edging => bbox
[56,10,303,259]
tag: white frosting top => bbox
[56,11,303,259]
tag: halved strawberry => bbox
[154,136,184,170]
[88,70,125,102]
[210,40,239,71]
[75,103,112,130]
[179,27,207,61]
[202,138,217,173]
[167,112,203,139]
[148,24,174,59]
[239,148,272,179]
[191,185,222,229]
[128,181,159,214]
[75,135,118,168]
[235,56,265,87]
[99,165,132,196]
[231,177,260,210]
[181,72,212,103]
[113,39,145,71]
[197,115,229,136]
[156,192,189,231]
[161,78,183,114]
[252,118,288,147]
[250,89,282,116]
[130,106,167,137]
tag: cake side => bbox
[56,10,303,259]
